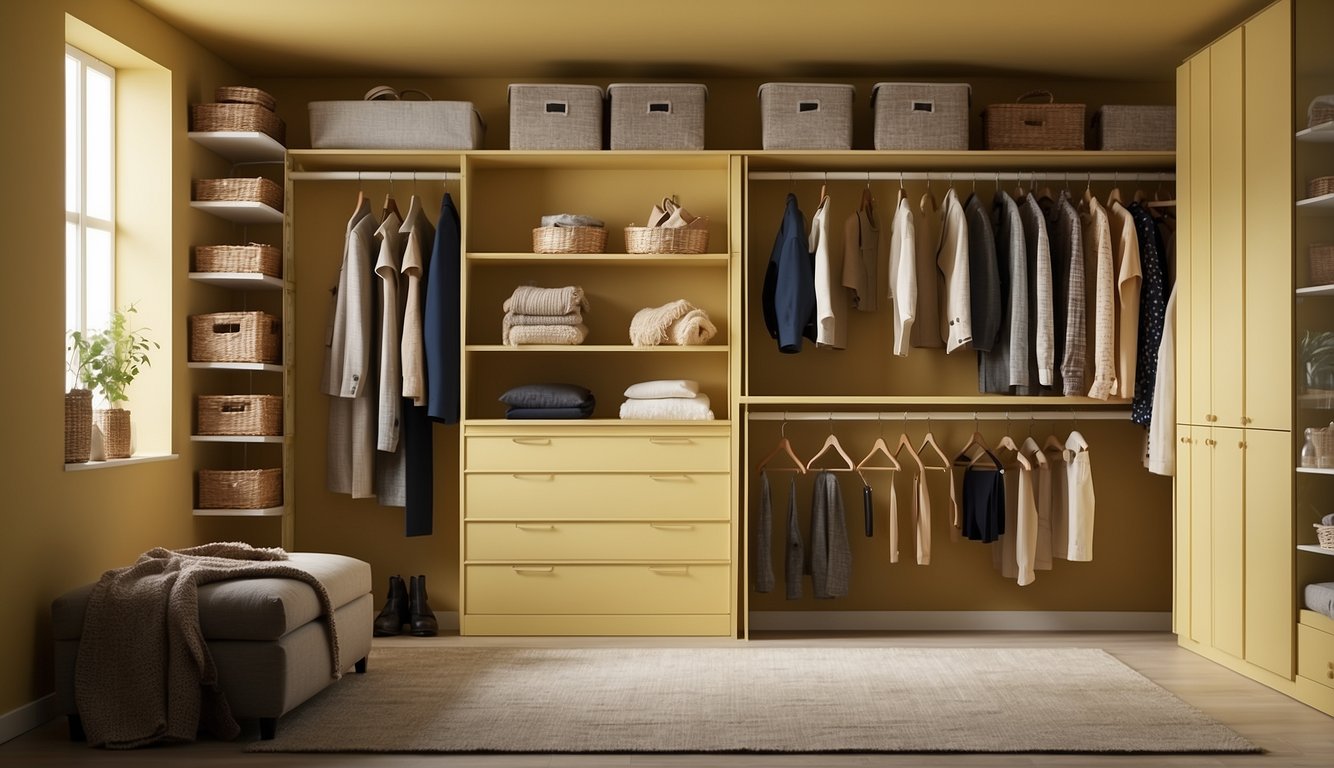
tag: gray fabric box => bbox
[608,83,707,150]
[872,82,971,150]
[308,100,484,149]
[508,84,605,150]
[758,83,855,150]
[1094,105,1175,150]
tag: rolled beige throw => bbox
[629,299,715,347]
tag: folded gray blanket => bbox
[540,214,604,228]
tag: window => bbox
[65,44,115,391]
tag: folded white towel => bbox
[624,379,700,399]
[503,285,589,316]
[504,324,589,346]
[619,394,714,420]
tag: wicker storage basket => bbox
[1094,105,1175,150]
[193,243,282,278]
[1316,523,1334,549]
[189,311,281,363]
[64,388,92,464]
[191,102,286,145]
[984,91,1086,150]
[1310,95,1334,128]
[198,468,282,509]
[508,84,604,150]
[1309,176,1334,199]
[758,83,856,150]
[192,177,284,212]
[532,226,608,254]
[196,394,283,436]
[624,226,710,254]
[607,83,707,150]
[1310,244,1334,286]
[871,82,970,150]
[215,85,276,112]
[95,408,131,459]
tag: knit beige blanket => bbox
[502,285,589,316]
[501,310,582,345]
[629,300,717,346]
[73,542,340,748]
[505,323,589,346]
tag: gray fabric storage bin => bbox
[1094,105,1175,150]
[872,82,970,150]
[308,100,484,149]
[758,83,855,150]
[608,83,707,150]
[508,84,604,150]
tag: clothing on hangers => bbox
[910,188,944,349]
[1021,436,1053,570]
[754,472,776,593]
[785,474,804,600]
[888,189,917,356]
[808,470,852,599]
[1082,195,1117,399]
[1065,430,1095,561]
[373,209,408,508]
[424,193,461,423]
[937,187,973,353]
[1019,193,1055,391]
[763,193,817,354]
[811,192,846,349]
[398,195,435,536]
[842,188,880,312]
[1044,434,1071,560]
[964,193,1002,354]
[992,437,1038,586]
[1050,190,1086,396]
[1146,287,1177,476]
[979,192,1030,394]
[1129,200,1168,427]
[1107,199,1143,400]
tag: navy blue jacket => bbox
[762,193,817,353]
[425,193,461,423]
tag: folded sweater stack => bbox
[502,285,589,346]
[500,383,595,420]
[628,299,716,347]
[618,379,714,420]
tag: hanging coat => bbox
[425,193,461,423]
[374,210,407,507]
[762,193,817,353]
[399,196,436,536]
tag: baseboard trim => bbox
[749,611,1172,632]
[0,693,59,745]
[436,610,460,631]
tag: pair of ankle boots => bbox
[373,574,438,636]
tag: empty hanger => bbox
[917,415,951,472]
[756,416,806,474]
[893,413,926,475]
[806,418,855,472]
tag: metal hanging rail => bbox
[747,171,1174,182]
[287,171,460,181]
[746,410,1128,422]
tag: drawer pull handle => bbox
[512,566,555,574]
[511,473,555,481]
[514,524,555,531]
[511,438,552,446]
[648,474,691,482]
[650,523,696,531]
[648,566,691,575]
[649,437,695,445]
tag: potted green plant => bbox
[66,305,159,459]
[1301,330,1334,394]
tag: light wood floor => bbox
[4,631,1332,767]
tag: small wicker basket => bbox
[64,389,92,464]
[1315,523,1334,549]
[1308,176,1334,199]
[215,85,276,112]
[624,226,710,254]
[1310,244,1334,286]
[194,244,282,278]
[1310,95,1334,128]
[984,91,1085,150]
[189,311,281,363]
[198,468,282,510]
[532,226,608,254]
[196,394,283,436]
[191,102,286,145]
[193,177,284,212]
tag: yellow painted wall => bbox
[0,0,255,716]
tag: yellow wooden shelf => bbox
[288,149,464,172]
[740,395,1134,407]
[192,506,285,517]
[465,344,726,352]
[468,252,729,266]
[744,150,1175,173]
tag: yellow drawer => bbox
[1298,623,1334,691]
[464,472,730,519]
[465,433,728,471]
[466,520,730,560]
[465,563,730,615]
[462,613,733,636]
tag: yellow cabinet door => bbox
[1173,423,1194,638]
[1211,426,1246,659]
[1187,49,1214,427]
[1243,1,1294,433]
[1243,428,1294,678]
[1209,29,1246,428]
[1174,61,1193,431]
[1188,424,1213,645]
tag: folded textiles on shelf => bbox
[502,310,583,343]
[500,382,595,419]
[628,299,716,347]
[503,285,590,317]
[504,323,589,346]
[623,379,700,399]
[505,403,595,419]
[540,214,604,228]
[619,393,714,420]
[644,197,708,230]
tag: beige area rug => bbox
[248,647,1258,754]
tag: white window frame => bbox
[65,44,116,390]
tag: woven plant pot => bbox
[95,408,131,459]
[64,389,92,463]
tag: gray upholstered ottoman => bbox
[51,552,374,741]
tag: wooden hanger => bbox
[806,428,855,473]
[994,431,1033,471]
[1020,435,1049,467]
[756,418,806,474]
[892,414,926,475]
[383,193,401,220]
[956,421,1001,470]
[860,183,874,216]
[857,437,901,472]
[917,417,951,472]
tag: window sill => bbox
[64,452,179,472]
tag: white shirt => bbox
[1108,200,1143,400]
[888,191,917,357]
[811,194,846,349]
[937,188,973,353]
[1082,197,1117,400]
[1065,430,1095,561]
[1146,287,1177,476]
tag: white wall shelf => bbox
[187,131,285,162]
[193,506,285,518]
[1296,121,1334,142]
[1296,284,1334,297]
[1297,544,1334,556]
[190,435,285,443]
[187,361,284,372]
[189,200,284,224]
[1296,466,1334,475]
[188,272,284,290]
[1296,192,1334,213]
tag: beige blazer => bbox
[936,188,972,353]
[1108,200,1143,400]
[888,190,917,357]
[399,197,434,406]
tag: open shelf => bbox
[188,361,284,372]
[189,200,285,224]
[466,345,727,353]
[1296,466,1334,475]
[1297,284,1334,297]
[1296,121,1334,142]
[1297,544,1334,556]
[1296,192,1334,213]
[188,272,284,290]
[187,131,285,162]
[741,395,1134,408]
[468,253,729,266]
[192,506,285,518]
[190,435,285,444]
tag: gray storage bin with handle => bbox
[509,84,605,150]
[758,83,856,150]
[608,83,707,150]
[309,86,485,150]
[871,82,971,150]
[1093,105,1175,150]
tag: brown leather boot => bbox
[408,575,438,637]
[373,575,408,636]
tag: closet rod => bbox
[747,410,1128,422]
[287,171,459,181]
[747,171,1174,183]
